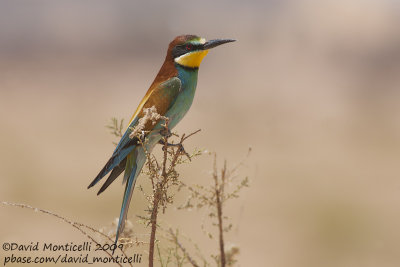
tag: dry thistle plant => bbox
[110,106,202,267]
[164,150,250,267]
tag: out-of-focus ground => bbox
[1,0,400,266]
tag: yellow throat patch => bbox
[174,50,209,68]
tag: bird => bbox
[87,34,235,244]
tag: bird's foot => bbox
[158,139,191,161]
[159,128,172,138]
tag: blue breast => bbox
[165,65,199,129]
[145,65,199,148]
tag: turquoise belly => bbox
[146,66,198,146]
[166,67,198,129]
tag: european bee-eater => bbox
[88,35,235,244]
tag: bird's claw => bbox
[159,128,172,138]
[177,143,191,161]
[158,140,191,161]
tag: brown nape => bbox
[151,34,199,86]
[166,34,200,61]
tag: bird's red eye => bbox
[186,45,191,50]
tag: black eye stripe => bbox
[172,43,203,58]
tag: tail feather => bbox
[97,157,127,195]
[88,146,134,189]
[115,164,137,244]
[123,151,135,184]
[114,149,146,245]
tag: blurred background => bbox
[1,0,400,266]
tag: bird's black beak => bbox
[203,39,236,50]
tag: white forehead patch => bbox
[191,38,206,45]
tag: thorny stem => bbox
[214,154,226,267]
[149,119,199,267]
[148,193,160,267]
[132,108,200,267]
[148,118,169,267]
[149,119,169,267]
